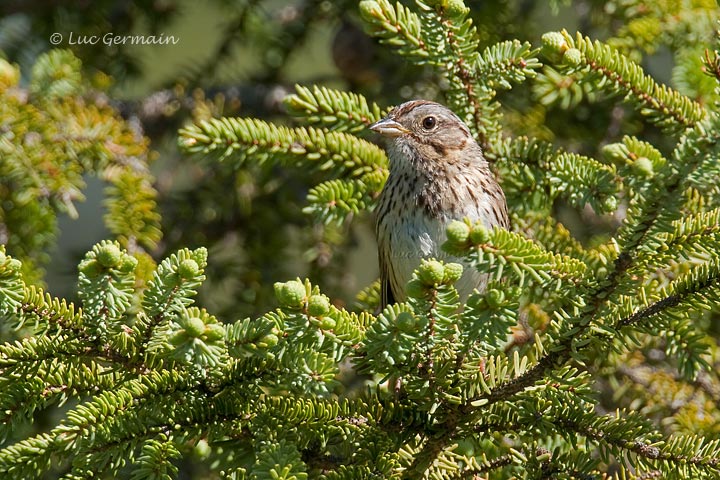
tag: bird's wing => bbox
[379,253,395,310]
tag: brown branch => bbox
[440,18,486,148]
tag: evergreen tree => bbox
[1,0,720,478]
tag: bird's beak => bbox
[369,118,410,137]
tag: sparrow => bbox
[371,100,509,307]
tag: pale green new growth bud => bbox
[204,323,225,341]
[445,0,469,15]
[446,220,470,244]
[307,294,331,317]
[118,255,138,273]
[602,196,618,212]
[426,0,469,15]
[183,316,206,338]
[396,312,417,332]
[274,280,307,308]
[178,259,200,279]
[633,156,654,177]
[78,259,101,277]
[470,224,491,244]
[541,31,568,63]
[418,259,446,285]
[541,31,567,53]
[96,243,122,268]
[563,48,582,66]
[444,263,463,284]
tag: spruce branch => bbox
[460,256,719,427]
[2,3,720,478]
[476,401,670,475]
[0,433,55,479]
[533,65,599,110]
[0,334,86,376]
[181,102,389,226]
[354,279,381,312]
[103,166,162,252]
[457,281,519,355]
[0,337,122,441]
[17,286,82,333]
[0,248,25,319]
[416,0,490,141]
[225,315,278,359]
[417,3,539,147]
[151,306,227,369]
[29,49,83,101]
[141,247,207,319]
[178,117,388,180]
[304,178,376,225]
[130,434,180,480]
[285,85,385,133]
[492,136,619,216]
[360,0,541,147]
[476,40,542,90]
[703,44,720,83]
[673,111,720,197]
[454,453,514,477]
[359,0,429,62]
[551,152,619,213]
[0,369,193,478]
[251,440,309,480]
[137,248,208,366]
[602,135,669,191]
[556,411,720,477]
[0,49,161,278]
[609,1,718,59]
[583,112,720,346]
[456,251,636,415]
[542,30,706,133]
[443,221,588,289]
[77,241,138,338]
[614,111,720,262]
[554,415,666,463]
[640,208,720,272]
[616,260,720,333]
[273,278,366,361]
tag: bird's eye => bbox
[422,116,436,130]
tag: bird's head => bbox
[369,100,476,157]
